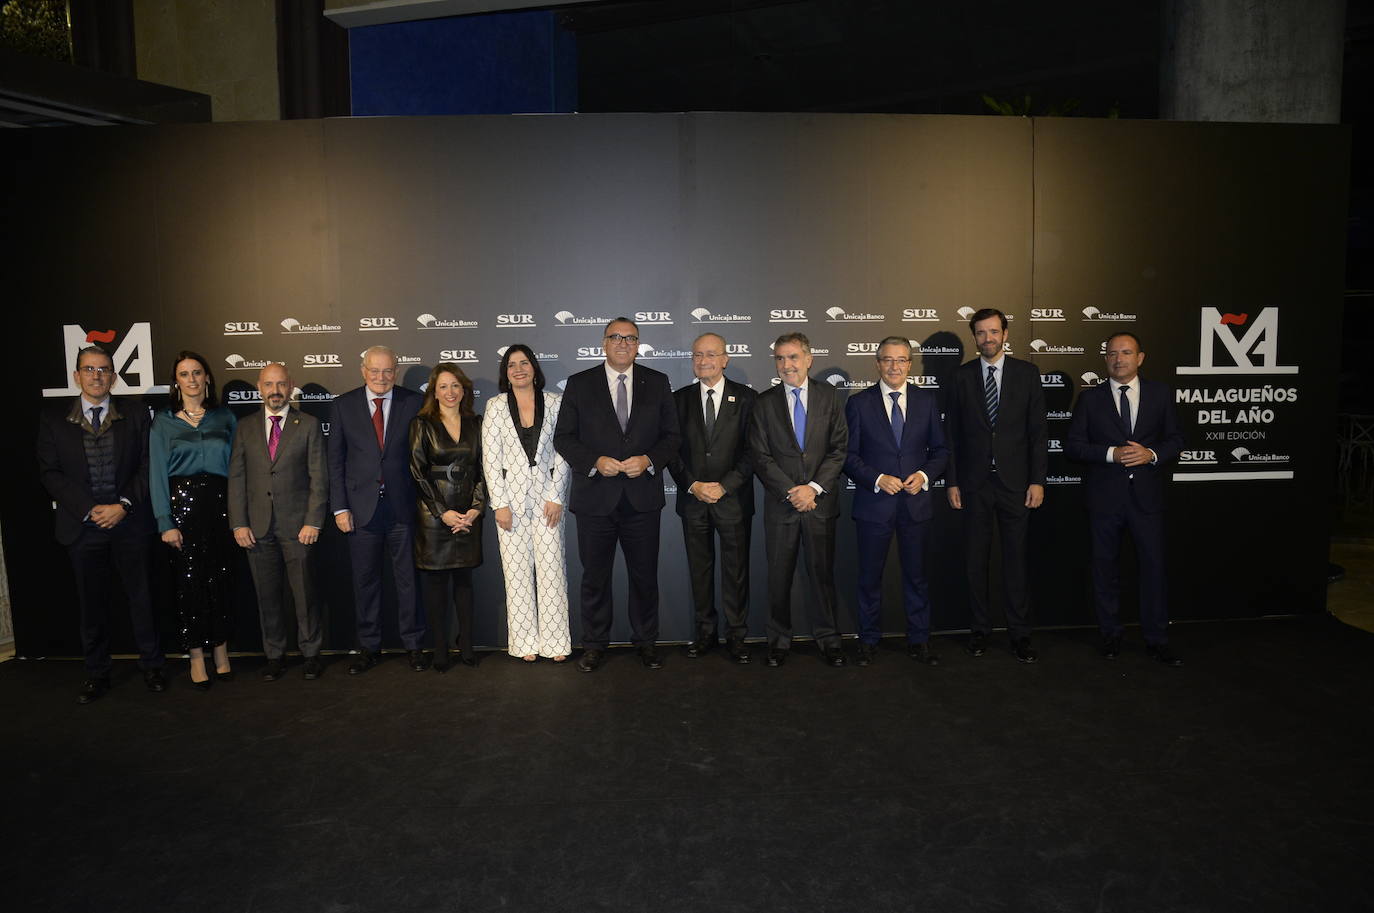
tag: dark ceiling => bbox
[563,0,1159,117]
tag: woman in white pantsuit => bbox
[481,344,573,661]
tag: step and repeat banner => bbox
[3,114,1347,655]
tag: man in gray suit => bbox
[228,362,330,680]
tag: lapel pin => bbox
[727,395,736,403]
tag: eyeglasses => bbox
[78,366,113,376]
[605,334,639,344]
[876,357,911,368]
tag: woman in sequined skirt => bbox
[150,351,238,690]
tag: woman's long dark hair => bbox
[497,344,545,394]
[419,362,475,421]
[166,350,219,410]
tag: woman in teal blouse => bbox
[150,351,237,690]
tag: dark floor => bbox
[3,618,1373,913]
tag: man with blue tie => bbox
[749,332,849,667]
[1066,332,1185,666]
[844,336,948,666]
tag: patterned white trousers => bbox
[497,507,572,658]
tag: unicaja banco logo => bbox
[1178,308,1297,375]
[417,313,478,329]
[280,317,341,334]
[690,307,751,324]
[1029,339,1085,355]
[826,306,886,322]
[44,322,164,397]
[225,355,276,371]
[1081,306,1137,321]
[554,310,618,326]
[1081,371,1104,387]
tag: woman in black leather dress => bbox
[409,362,486,672]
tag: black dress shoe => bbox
[685,638,716,658]
[348,650,378,675]
[639,646,663,669]
[302,656,324,680]
[855,642,877,666]
[143,669,167,692]
[457,654,479,667]
[728,641,751,664]
[261,658,287,682]
[822,646,847,667]
[77,677,110,705]
[408,650,431,672]
[766,649,787,667]
[577,649,604,672]
[965,631,988,657]
[1146,644,1184,667]
[908,642,940,666]
[190,673,212,692]
[1013,637,1039,664]
[1099,636,1122,660]
[432,657,452,674]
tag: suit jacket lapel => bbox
[972,364,994,432]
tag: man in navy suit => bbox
[1067,332,1185,666]
[844,336,948,666]
[37,345,165,703]
[327,345,427,674]
[554,317,682,672]
[945,308,1048,663]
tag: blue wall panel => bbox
[350,11,576,116]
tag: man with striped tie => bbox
[945,308,1048,663]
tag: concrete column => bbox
[1161,0,1346,124]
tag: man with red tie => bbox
[228,363,330,680]
[327,345,426,674]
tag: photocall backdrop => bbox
[1,114,1348,656]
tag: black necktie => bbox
[90,406,103,431]
[704,388,716,438]
[1119,384,1132,433]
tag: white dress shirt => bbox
[875,381,928,493]
[264,404,290,443]
[784,380,824,495]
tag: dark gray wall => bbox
[2,113,1347,656]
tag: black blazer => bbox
[409,413,486,570]
[1066,378,1184,514]
[749,378,848,520]
[326,384,423,528]
[37,397,154,545]
[667,378,757,521]
[553,363,682,516]
[945,355,1048,493]
[843,383,948,524]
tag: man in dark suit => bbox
[668,332,757,664]
[229,363,330,681]
[326,345,426,674]
[844,336,948,667]
[554,317,682,671]
[37,345,165,703]
[1067,332,1185,666]
[945,308,1048,663]
[749,332,849,667]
